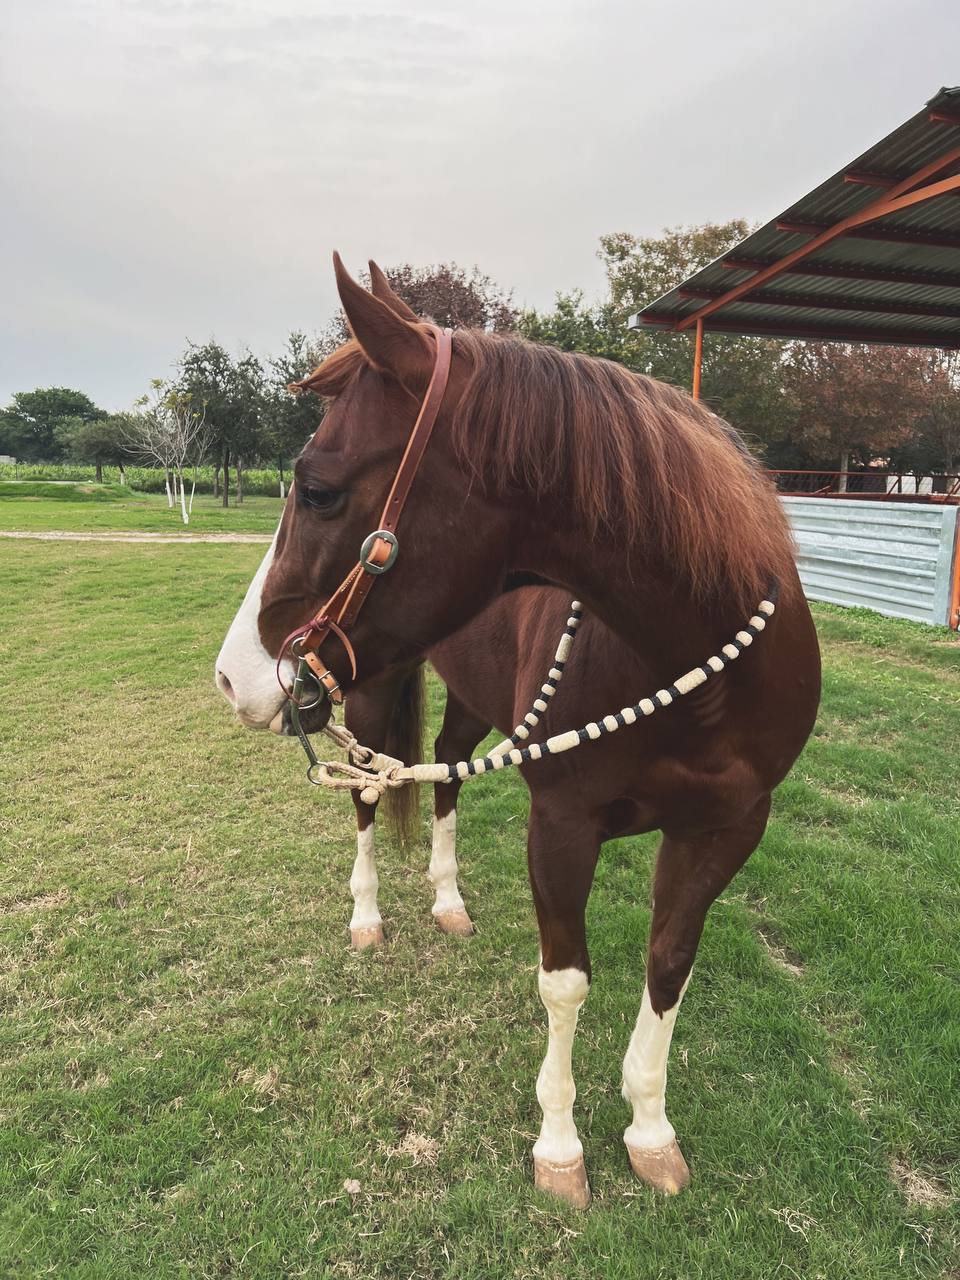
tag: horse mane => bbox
[296,329,795,610]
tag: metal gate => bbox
[782,497,960,629]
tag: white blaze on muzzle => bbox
[215,529,294,732]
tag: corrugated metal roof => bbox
[632,87,960,348]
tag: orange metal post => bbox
[692,318,703,400]
[949,516,960,631]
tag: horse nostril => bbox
[216,669,235,703]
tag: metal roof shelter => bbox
[631,86,960,399]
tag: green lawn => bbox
[1,542,958,1279]
[0,488,282,534]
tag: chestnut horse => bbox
[215,258,820,1207]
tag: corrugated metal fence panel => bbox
[782,497,960,627]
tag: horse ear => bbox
[333,252,431,391]
[368,261,420,323]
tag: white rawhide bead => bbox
[673,667,707,696]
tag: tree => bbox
[321,262,519,349]
[893,349,960,476]
[0,387,105,461]
[518,292,634,364]
[598,223,790,450]
[125,381,209,523]
[263,331,326,495]
[177,342,264,507]
[781,342,931,486]
[55,414,132,482]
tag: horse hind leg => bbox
[429,690,489,936]
[622,796,771,1193]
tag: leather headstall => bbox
[278,323,453,705]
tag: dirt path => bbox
[0,530,272,544]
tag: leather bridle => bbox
[278,323,453,708]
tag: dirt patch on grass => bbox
[889,1156,954,1209]
[3,887,69,915]
[384,1131,441,1166]
[757,930,805,978]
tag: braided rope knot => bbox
[307,724,412,802]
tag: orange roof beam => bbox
[674,143,960,333]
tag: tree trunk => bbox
[178,468,189,524]
[279,458,285,500]
[95,460,103,483]
[213,464,219,499]
[118,464,126,486]
[164,470,174,507]
[838,449,850,493]
[222,448,230,508]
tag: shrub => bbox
[0,463,288,496]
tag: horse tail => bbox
[382,663,426,846]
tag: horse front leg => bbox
[622,796,771,1192]
[343,671,412,950]
[429,690,489,936]
[348,793,383,949]
[527,798,601,1209]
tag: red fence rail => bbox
[768,470,960,504]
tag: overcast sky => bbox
[3,0,959,410]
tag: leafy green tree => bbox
[262,331,326,494]
[177,343,265,506]
[599,223,790,451]
[55,414,132,482]
[0,387,104,461]
[518,292,634,364]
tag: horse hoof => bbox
[534,1155,591,1209]
[625,1139,690,1195]
[350,924,384,949]
[434,908,474,937]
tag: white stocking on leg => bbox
[349,822,384,949]
[532,966,591,1208]
[621,976,691,1193]
[429,811,473,936]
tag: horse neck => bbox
[517,515,738,675]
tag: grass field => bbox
[0,486,282,534]
[1,537,959,1279]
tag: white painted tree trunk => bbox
[178,470,189,524]
[188,476,196,514]
[838,449,850,493]
[279,480,285,500]
[164,474,173,507]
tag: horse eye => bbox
[298,485,346,517]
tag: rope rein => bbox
[290,590,777,805]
